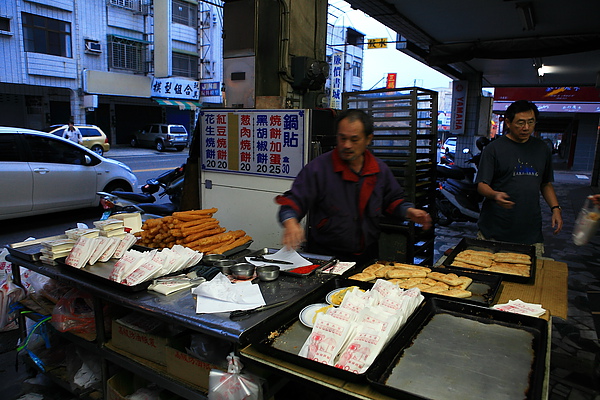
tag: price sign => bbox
[200,110,306,178]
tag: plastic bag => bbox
[0,247,12,277]
[572,195,600,245]
[188,332,232,366]
[0,272,26,331]
[208,352,263,400]
[66,345,102,391]
[51,288,96,334]
[1,245,27,331]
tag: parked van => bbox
[130,124,188,152]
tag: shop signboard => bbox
[200,82,220,97]
[450,80,468,135]
[329,51,344,109]
[151,77,200,100]
[386,73,397,88]
[493,86,600,113]
[494,86,600,102]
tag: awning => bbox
[154,99,201,110]
[108,34,152,45]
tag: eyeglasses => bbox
[514,119,536,127]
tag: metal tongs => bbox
[229,300,288,321]
[250,255,294,265]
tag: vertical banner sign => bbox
[450,80,468,134]
[330,52,344,109]
[200,110,306,178]
[386,73,397,88]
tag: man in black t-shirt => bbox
[475,100,563,256]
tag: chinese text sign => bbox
[200,110,306,178]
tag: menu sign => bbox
[200,110,306,178]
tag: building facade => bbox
[0,0,224,144]
[325,19,364,109]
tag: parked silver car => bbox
[0,127,137,220]
[130,124,188,152]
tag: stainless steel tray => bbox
[6,235,68,261]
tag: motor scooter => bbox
[435,149,482,226]
[98,164,186,220]
[439,151,455,165]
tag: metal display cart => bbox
[344,87,438,265]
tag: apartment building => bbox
[0,0,223,144]
[325,22,364,109]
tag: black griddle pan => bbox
[442,237,536,284]
[366,297,548,400]
[422,267,502,307]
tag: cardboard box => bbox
[107,371,184,400]
[498,259,568,320]
[110,318,169,365]
[166,334,227,391]
[107,371,150,400]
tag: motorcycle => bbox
[439,151,455,165]
[98,163,186,220]
[435,149,482,226]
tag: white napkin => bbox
[192,273,265,313]
[245,247,313,271]
[492,299,546,317]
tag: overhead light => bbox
[537,65,545,77]
[516,2,535,31]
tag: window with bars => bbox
[172,0,197,28]
[172,52,198,79]
[108,35,147,73]
[22,12,71,57]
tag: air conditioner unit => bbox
[85,41,102,53]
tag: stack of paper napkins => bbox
[191,273,265,313]
[65,227,100,240]
[492,299,546,317]
[94,219,126,237]
[65,233,138,269]
[40,238,76,265]
[109,245,202,286]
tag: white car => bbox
[442,137,457,154]
[0,127,137,220]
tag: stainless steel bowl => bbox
[230,263,256,280]
[212,259,237,275]
[202,254,226,266]
[256,265,280,282]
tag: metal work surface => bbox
[7,251,333,346]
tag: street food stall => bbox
[5,228,567,400]
[2,89,566,400]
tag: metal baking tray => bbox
[5,235,68,261]
[247,248,336,277]
[422,267,502,307]
[442,237,536,284]
[367,297,548,400]
[223,240,253,257]
[134,240,253,257]
[252,278,420,382]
